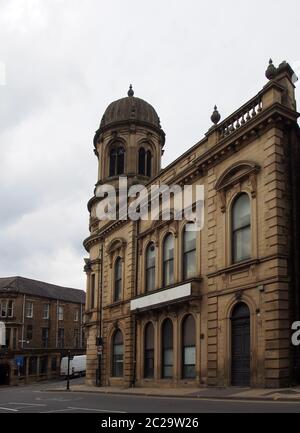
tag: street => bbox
[0,378,300,413]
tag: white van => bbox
[60,355,86,377]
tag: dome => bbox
[97,86,164,139]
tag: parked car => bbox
[60,355,86,377]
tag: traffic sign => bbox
[15,356,24,367]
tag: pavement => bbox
[45,382,300,402]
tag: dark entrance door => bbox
[231,303,250,386]
[0,364,10,385]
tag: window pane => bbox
[110,149,117,176]
[163,365,173,378]
[146,268,155,291]
[162,319,173,378]
[0,301,7,317]
[144,349,154,378]
[233,194,250,230]
[184,346,196,365]
[146,151,152,177]
[184,250,196,279]
[183,365,196,379]
[184,228,196,253]
[117,147,125,175]
[164,235,174,260]
[29,357,37,375]
[146,244,155,267]
[233,226,251,262]
[164,348,173,365]
[164,259,174,286]
[146,244,156,291]
[7,301,13,317]
[139,148,145,175]
[114,344,124,356]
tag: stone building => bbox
[0,276,86,385]
[83,61,300,388]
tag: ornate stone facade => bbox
[84,62,300,388]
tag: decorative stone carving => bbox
[106,238,127,268]
[215,161,260,212]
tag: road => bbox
[0,378,300,413]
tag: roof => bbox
[0,276,86,304]
[100,96,161,130]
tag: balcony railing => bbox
[217,95,263,139]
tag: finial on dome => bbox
[128,84,134,97]
[211,105,221,125]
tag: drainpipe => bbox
[21,295,25,349]
[56,300,59,348]
[97,241,104,386]
[80,303,83,348]
[132,219,139,387]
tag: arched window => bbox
[112,329,124,377]
[109,146,125,176]
[232,193,251,263]
[183,224,197,280]
[163,234,174,286]
[138,148,146,175]
[114,257,122,302]
[162,319,173,378]
[138,147,152,177]
[144,322,154,378]
[146,243,156,292]
[182,315,196,379]
[146,150,152,177]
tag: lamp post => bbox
[66,350,71,391]
[96,337,103,387]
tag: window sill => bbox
[207,258,259,278]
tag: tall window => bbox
[43,304,50,320]
[29,357,38,375]
[26,325,33,341]
[232,193,251,263]
[5,327,11,348]
[182,315,196,379]
[25,301,33,318]
[73,329,79,347]
[0,300,14,318]
[183,224,197,280]
[146,151,152,177]
[112,329,124,377]
[163,234,174,286]
[42,328,49,348]
[114,257,122,302]
[162,319,173,378]
[146,243,156,292]
[90,274,96,309]
[12,328,17,349]
[58,306,64,321]
[40,356,48,375]
[138,147,146,175]
[58,328,64,348]
[74,308,79,322]
[138,147,152,177]
[144,323,154,378]
[109,146,125,176]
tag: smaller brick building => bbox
[0,276,86,386]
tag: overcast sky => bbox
[0,0,299,290]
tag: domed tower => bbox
[93,85,165,188]
[84,87,165,387]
